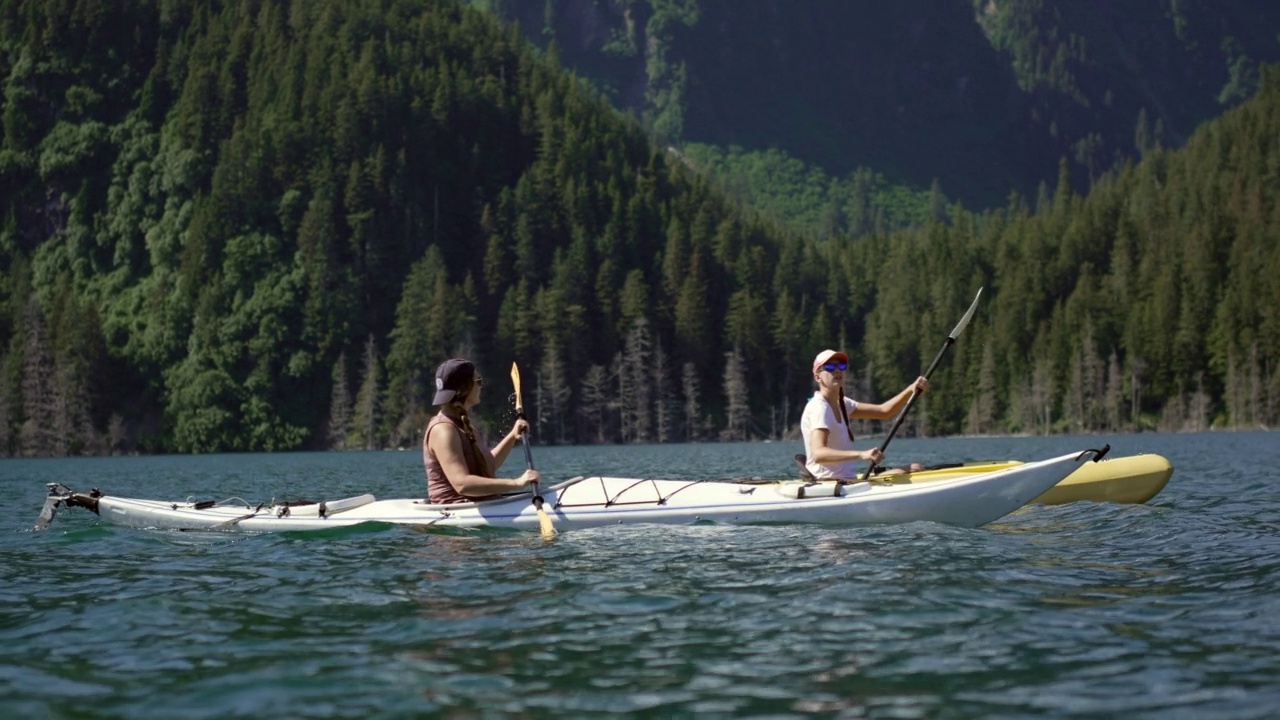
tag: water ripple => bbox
[5,434,1280,717]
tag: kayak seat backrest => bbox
[279,493,376,517]
[793,454,817,481]
[776,481,840,499]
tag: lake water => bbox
[3,432,1279,718]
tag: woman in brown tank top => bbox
[423,358,540,503]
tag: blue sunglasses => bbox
[821,362,848,372]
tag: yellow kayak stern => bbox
[877,453,1173,505]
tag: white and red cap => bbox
[812,349,848,375]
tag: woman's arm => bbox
[488,418,529,471]
[808,428,883,465]
[851,377,927,420]
[430,424,538,496]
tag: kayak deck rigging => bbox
[552,475,720,508]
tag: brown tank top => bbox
[424,413,495,504]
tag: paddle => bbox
[510,361,556,537]
[858,287,983,482]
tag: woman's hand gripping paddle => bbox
[859,288,983,482]
[511,362,556,537]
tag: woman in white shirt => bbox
[800,349,928,479]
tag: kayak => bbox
[874,453,1173,505]
[37,449,1104,533]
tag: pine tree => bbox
[966,342,998,435]
[54,363,97,455]
[579,363,611,444]
[20,299,58,457]
[51,291,102,455]
[385,246,455,446]
[674,252,710,371]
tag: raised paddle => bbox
[511,361,556,537]
[858,287,984,482]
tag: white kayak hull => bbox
[47,450,1097,533]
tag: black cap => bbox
[432,358,476,405]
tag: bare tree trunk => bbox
[614,350,631,443]
[107,413,128,455]
[1189,372,1212,431]
[652,338,673,443]
[0,370,15,457]
[1031,358,1054,436]
[778,396,792,441]
[1081,330,1103,431]
[1070,333,1100,430]
[1250,343,1265,427]
[1129,356,1146,429]
[538,340,572,445]
[722,347,749,441]
[1105,349,1124,431]
[681,361,701,442]
[1159,392,1187,433]
[622,319,652,443]
[1009,374,1031,435]
[353,336,381,450]
[851,358,874,438]
[329,352,352,449]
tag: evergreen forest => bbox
[483,0,1280,210]
[2,0,1279,456]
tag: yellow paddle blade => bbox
[537,505,557,538]
[510,361,524,412]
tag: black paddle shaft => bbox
[860,338,951,479]
[516,411,535,471]
[858,289,982,482]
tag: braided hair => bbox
[445,379,493,477]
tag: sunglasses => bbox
[822,362,848,372]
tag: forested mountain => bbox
[478,0,1280,214]
[2,0,1278,457]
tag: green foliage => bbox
[681,144,935,239]
[487,0,1280,212]
[2,0,1279,456]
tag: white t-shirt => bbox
[800,391,860,479]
